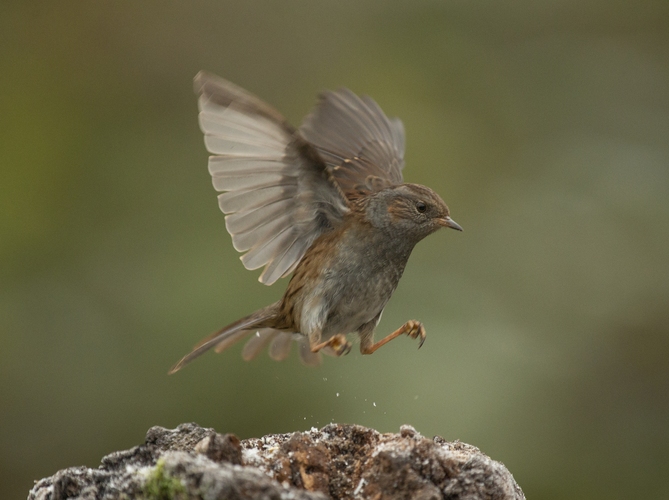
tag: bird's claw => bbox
[316,333,352,356]
[331,334,352,356]
[404,320,426,349]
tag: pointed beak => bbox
[439,217,463,231]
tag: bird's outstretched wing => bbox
[300,88,405,195]
[195,72,349,285]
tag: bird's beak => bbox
[439,217,463,231]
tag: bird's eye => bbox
[416,201,427,213]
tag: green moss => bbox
[141,459,186,500]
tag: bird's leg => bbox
[310,333,352,356]
[360,320,426,355]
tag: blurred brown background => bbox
[2,1,668,499]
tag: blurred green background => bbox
[2,1,668,499]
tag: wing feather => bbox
[217,185,297,214]
[259,235,312,285]
[230,214,293,253]
[300,88,405,194]
[224,199,294,234]
[196,72,382,285]
[240,227,297,271]
[211,172,289,192]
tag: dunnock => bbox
[169,72,462,373]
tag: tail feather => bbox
[168,302,279,374]
[213,329,251,353]
[268,332,293,361]
[241,328,278,360]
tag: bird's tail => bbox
[168,302,280,374]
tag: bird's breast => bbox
[287,223,414,337]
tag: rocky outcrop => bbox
[28,423,524,500]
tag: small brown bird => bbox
[169,72,462,373]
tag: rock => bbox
[194,431,243,465]
[28,423,525,500]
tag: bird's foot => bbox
[360,320,426,354]
[330,334,353,356]
[403,320,426,349]
[311,333,352,356]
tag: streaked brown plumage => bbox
[169,72,462,373]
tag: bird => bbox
[168,71,462,373]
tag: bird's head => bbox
[365,183,462,242]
